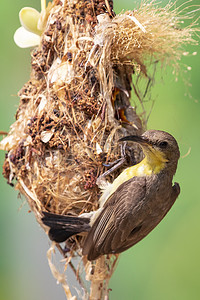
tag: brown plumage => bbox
[42,130,180,261]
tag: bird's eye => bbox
[159,141,168,148]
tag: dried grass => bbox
[0,0,198,299]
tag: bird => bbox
[42,130,180,261]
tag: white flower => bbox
[14,0,48,48]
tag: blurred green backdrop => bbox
[0,1,199,300]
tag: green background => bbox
[0,1,199,299]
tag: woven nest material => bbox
[0,0,198,299]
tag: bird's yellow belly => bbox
[99,157,166,207]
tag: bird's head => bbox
[119,130,180,175]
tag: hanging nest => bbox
[0,0,198,299]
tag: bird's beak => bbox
[119,135,168,163]
[119,135,150,146]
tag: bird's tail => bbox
[42,212,91,243]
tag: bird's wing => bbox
[83,176,147,260]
